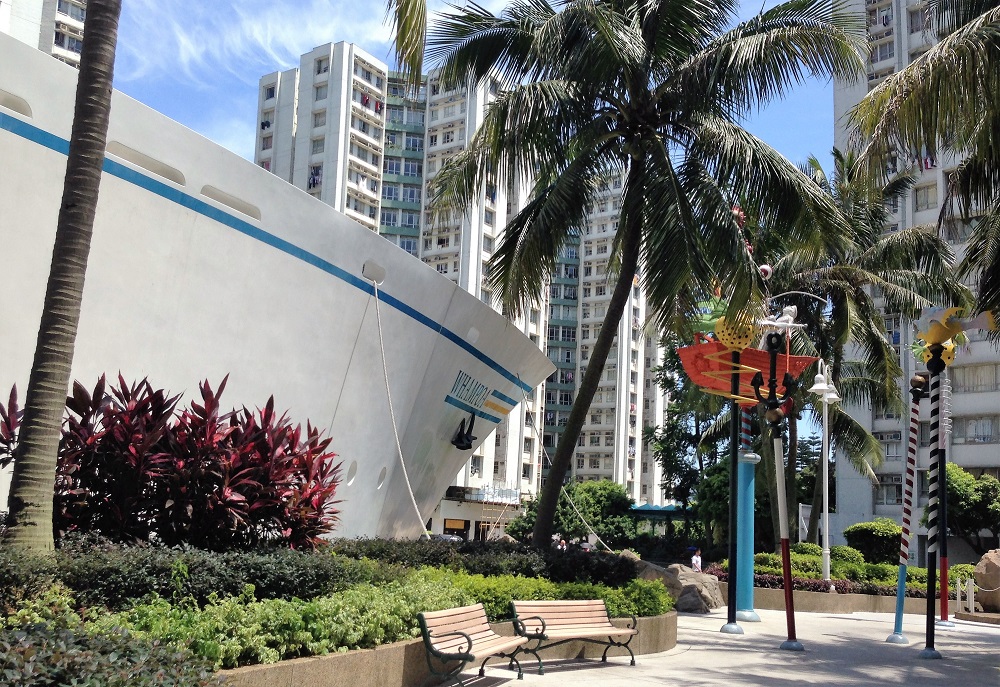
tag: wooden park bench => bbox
[510,599,638,675]
[417,603,529,686]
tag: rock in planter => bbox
[974,549,1000,613]
[675,585,710,613]
[634,559,724,610]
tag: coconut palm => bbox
[3,0,124,552]
[425,0,866,547]
[852,1,1000,311]
[764,148,972,541]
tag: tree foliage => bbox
[506,480,637,549]
[933,462,1000,555]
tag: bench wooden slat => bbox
[418,602,529,684]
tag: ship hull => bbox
[0,34,553,538]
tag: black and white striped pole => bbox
[920,345,946,660]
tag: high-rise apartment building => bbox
[1,0,87,67]
[831,2,998,563]
[256,42,387,232]
[255,47,669,539]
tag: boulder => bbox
[974,548,1000,613]
[675,585,710,613]
[634,559,724,611]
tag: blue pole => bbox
[737,408,760,622]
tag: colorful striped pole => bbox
[887,375,924,644]
[920,346,945,659]
[736,407,761,622]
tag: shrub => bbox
[329,537,464,570]
[843,519,901,564]
[790,542,823,556]
[0,549,57,615]
[53,540,392,611]
[1,378,342,551]
[541,548,638,587]
[830,545,865,565]
[950,563,976,581]
[329,538,638,588]
[863,563,898,585]
[89,570,474,669]
[0,623,223,687]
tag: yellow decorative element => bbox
[714,316,755,351]
[701,347,761,404]
[916,307,999,345]
[920,340,956,366]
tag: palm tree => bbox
[766,149,971,541]
[425,0,867,547]
[852,2,1000,311]
[3,0,124,553]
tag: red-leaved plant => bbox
[5,376,340,550]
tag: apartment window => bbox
[316,57,330,74]
[405,134,424,151]
[577,458,585,470]
[589,457,601,468]
[444,105,456,117]
[307,164,322,189]
[313,110,326,127]
[406,110,425,125]
[380,209,398,227]
[564,265,578,279]
[564,286,577,299]
[443,131,454,144]
[561,326,576,342]
[870,40,894,63]
[550,284,562,299]
[437,236,450,248]
[424,238,433,251]
[953,364,1000,393]
[311,138,325,155]
[641,484,648,496]
[431,83,441,95]
[597,243,609,254]
[876,474,903,505]
[400,238,418,256]
[429,134,438,146]
[384,159,401,175]
[314,84,328,101]
[57,0,86,21]
[436,263,448,274]
[604,431,614,446]
[430,108,439,121]
[400,185,420,203]
[953,415,1000,444]
[403,160,422,177]
[387,106,404,123]
[258,160,271,171]
[484,210,495,226]
[915,184,937,212]
[908,8,926,33]
[263,84,276,100]
[595,285,606,296]
[261,135,273,151]
[483,236,494,253]
[382,185,399,201]
[559,391,573,405]
[401,211,420,228]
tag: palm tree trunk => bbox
[531,166,643,548]
[2,0,122,553]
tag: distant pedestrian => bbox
[691,548,702,573]
[557,539,567,551]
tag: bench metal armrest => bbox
[622,614,638,631]
[427,629,474,661]
[513,614,547,639]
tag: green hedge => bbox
[830,545,866,565]
[44,568,672,670]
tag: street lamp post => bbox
[807,360,840,589]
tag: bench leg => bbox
[601,637,636,666]
[480,651,524,680]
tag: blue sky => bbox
[113,0,835,172]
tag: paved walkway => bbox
[463,608,1000,687]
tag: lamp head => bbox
[807,372,829,395]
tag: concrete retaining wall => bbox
[720,582,941,615]
[221,612,677,687]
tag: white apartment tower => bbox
[831,0,999,563]
[256,42,388,232]
[1,0,87,67]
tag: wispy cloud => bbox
[117,0,395,88]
